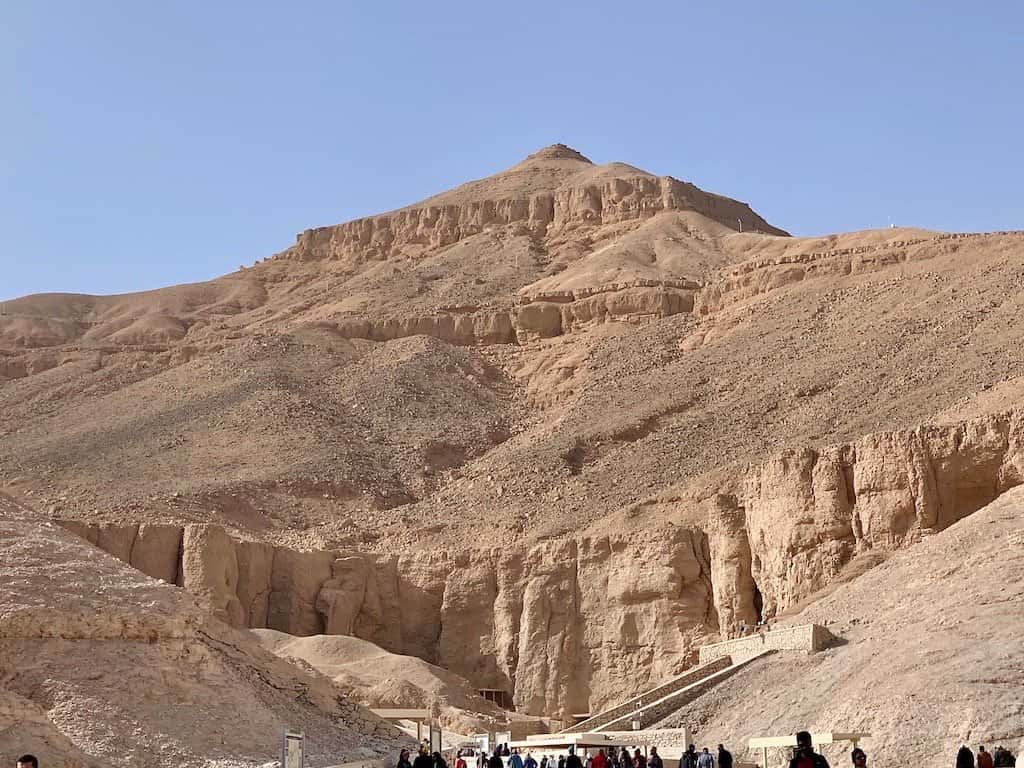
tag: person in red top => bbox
[788,732,830,768]
[978,747,995,768]
[591,750,608,768]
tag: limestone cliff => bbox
[63,406,1024,721]
[279,146,786,265]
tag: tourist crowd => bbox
[958,744,1017,768]
[395,734,1018,768]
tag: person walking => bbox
[788,732,830,768]
[489,750,505,768]
[648,748,664,768]
[619,748,632,768]
[850,748,866,768]
[682,745,698,768]
[566,747,584,768]
[415,747,435,768]
[433,752,448,768]
[993,746,1016,768]
[979,747,995,768]
[398,749,413,768]
[717,745,733,768]
[510,750,524,768]
[525,753,538,768]
[959,746,977,768]
[697,748,714,768]
[592,749,608,768]
[634,750,647,768]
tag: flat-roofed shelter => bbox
[509,732,637,753]
[748,732,871,768]
[371,708,431,741]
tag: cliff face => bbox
[65,519,714,721]
[0,502,402,768]
[63,407,1024,720]
[281,174,786,264]
[740,411,1022,618]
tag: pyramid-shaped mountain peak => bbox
[521,143,593,164]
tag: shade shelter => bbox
[748,732,871,768]
[509,732,639,755]
[371,708,431,741]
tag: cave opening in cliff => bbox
[752,580,764,624]
[479,689,512,709]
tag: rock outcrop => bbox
[65,520,714,720]
[739,410,1023,618]
[0,503,403,768]
[61,407,1024,721]
[279,152,786,265]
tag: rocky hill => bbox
[0,493,402,767]
[657,484,1024,767]
[2,144,1023,753]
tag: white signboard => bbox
[430,725,442,753]
[282,729,304,768]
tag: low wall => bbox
[697,624,832,665]
[601,728,692,750]
[603,652,770,731]
[563,657,732,733]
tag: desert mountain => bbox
[2,144,1023,761]
[0,493,402,767]
[659,484,1024,767]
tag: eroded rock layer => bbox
[62,406,1024,720]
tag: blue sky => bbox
[2,2,1022,300]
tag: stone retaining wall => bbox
[563,657,732,733]
[697,624,832,665]
[602,652,771,731]
[600,728,692,750]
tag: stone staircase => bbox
[610,650,773,731]
[563,624,833,734]
[560,656,734,733]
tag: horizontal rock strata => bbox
[61,407,1024,720]
[280,177,785,264]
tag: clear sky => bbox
[2,2,1022,301]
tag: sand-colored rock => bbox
[4,143,1024,752]
[741,410,1024,620]
[180,524,246,627]
[281,147,784,266]
[55,405,1024,722]
[658,485,1024,767]
[252,629,541,737]
[0,497,404,768]
[317,555,372,635]
[235,539,275,626]
[130,523,181,582]
[94,523,138,564]
[267,548,335,635]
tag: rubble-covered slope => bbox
[657,484,1024,768]
[0,495,403,768]
[2,143,1023,733]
